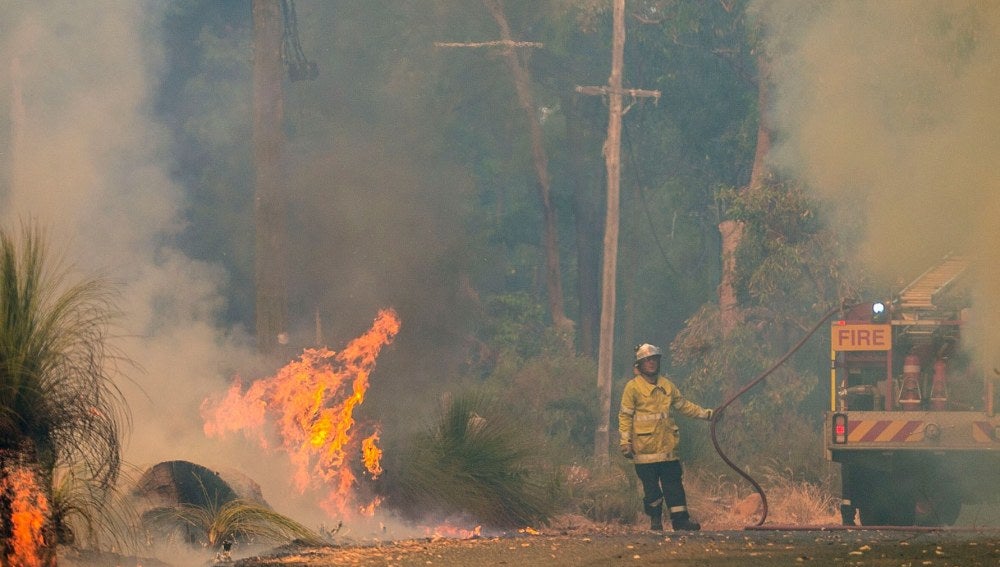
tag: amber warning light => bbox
[832,413,848,444]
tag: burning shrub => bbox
[0,224,132,564]
[384,394,561,529]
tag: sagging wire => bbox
[622,120,681,279]
[709,303,846,527]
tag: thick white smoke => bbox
[0,1,296,498]
[753,0,1000,377]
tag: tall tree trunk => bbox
[717,218,743,336]
[253,0,289,354]
[482,0,573,344]
[563,92,602,357]
[718,53,770,337]
[594,0,627,463]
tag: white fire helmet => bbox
[634,343,663,364]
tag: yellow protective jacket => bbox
[619,374,711,464]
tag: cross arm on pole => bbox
[434,40,543,49]
[575,85,661,114]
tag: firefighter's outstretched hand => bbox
[620,443,634,460]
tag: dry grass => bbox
[567,465,840,530]
[556,460,839,531]
[685,468,840,529]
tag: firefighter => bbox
[619,343,714,531]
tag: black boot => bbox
[671,512,701,531]
[649,507,664,531]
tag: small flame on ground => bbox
[518,526,540,535]
[1,462,49,567]
[202,308,400,518]
[426,524,483,540]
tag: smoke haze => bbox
[1,1,335,529]
[7,0,996,545]
[1,2,255,462]
[0,1,476,535]
[753,0,1000,375]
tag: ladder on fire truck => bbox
[894,254,968,342]
[896,254,968,311]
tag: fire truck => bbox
[825,255,1000,526]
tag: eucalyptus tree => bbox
[0,224,131,562]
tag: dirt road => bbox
[231,527,998,566]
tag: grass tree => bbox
[142,496,327,552]
[0,223,131,563]
[388,394,561,528]
[49,464,144,554]
[137,462,326,553]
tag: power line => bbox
[622,119,680,278]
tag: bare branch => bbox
[575,85,661,104]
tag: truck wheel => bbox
[852,466,916,526]
[859,492,915,526]
[915,487,962,526]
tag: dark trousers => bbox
[635,460,688,521]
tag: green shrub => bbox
[493,355,598,462]
[569,459,640,525]
[386,394,561,528]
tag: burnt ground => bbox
[225,527,999,567]
[56,525,999,567]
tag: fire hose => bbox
[709,304,845,527]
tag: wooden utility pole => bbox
[576,0,660,463]
[435,0,573,343]
[252,0,289,354]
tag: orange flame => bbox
[202,309,400,518]
[1,463,49,567]
[359,495,382,517]
[361,432,383,479]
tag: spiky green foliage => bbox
[141,497,325,550]
[0,223,131,564]
[388,395,560,528]
[0,223,130,488]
